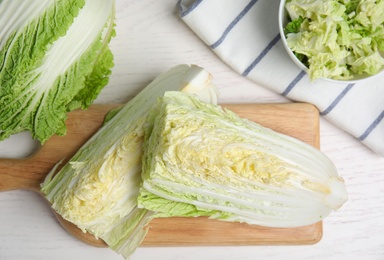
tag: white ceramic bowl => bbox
[278,0,384,84]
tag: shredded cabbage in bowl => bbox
[279,0,384,82]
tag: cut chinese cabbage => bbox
[0,0,116,143]
[138,91,348,228]
[284,0,384,81]
[41,64,219,259]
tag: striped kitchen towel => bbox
[177,0,384,156]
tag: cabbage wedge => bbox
[138,91,348,228]
[41,65,219,259]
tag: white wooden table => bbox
[1,1,383,259]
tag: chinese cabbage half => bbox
[0,0,115,143]
[41,65,219,259]
[138,91,348,228]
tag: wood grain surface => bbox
[0,102,322,246]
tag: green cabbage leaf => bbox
[0,0,116,143]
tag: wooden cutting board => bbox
[0,102,322,246]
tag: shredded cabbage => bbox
[41,65,219,259]
[284,0,384,81]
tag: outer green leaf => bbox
[0,0,115,143]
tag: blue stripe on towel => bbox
[243,33,281,76]
[320,84,355,115]
[359,110,384,141]
[281,70,306,96]
[210,0,259,49]
[178,0,204,17]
